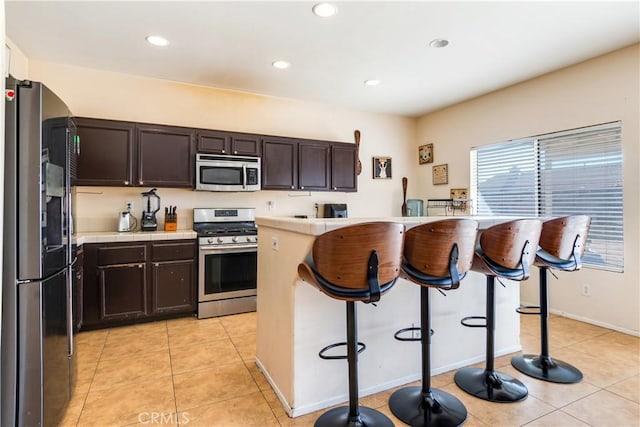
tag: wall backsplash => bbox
[74,185,384,233]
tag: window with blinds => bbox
[471,121,623,272]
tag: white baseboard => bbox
[519,300,640,337]
[254,358,294,417]
[256,344,522,418]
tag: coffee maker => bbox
[141,188,160,232]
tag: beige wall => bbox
[416,44,640,334]
[23,60,416,230]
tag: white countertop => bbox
[255,215,520,236]
[73,230,197,245]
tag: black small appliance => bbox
[323,203,348,218]
[141,188,160,231]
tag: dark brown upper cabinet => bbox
[137,124,195,187]
[75,118,135,186]
[76,117,354,192]
[299,141,331,191]
[262,136,357,192]
[261,136,298,190]
[196,130,261,156]
[75,118,194,188]
[331,143,358,192]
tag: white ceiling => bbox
[5,1,640,117]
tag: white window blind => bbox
[472,139,537,217]
[537,122,623,271]
[471,121,623,272]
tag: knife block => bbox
[164,213,177,231]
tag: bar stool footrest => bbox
[460,316,486,328]
[511,354,583,384]
[516,305,541,315]
[389,386,467,427]
[393,326,434,342]
[454,367,527,403]
[319,341,366,360]
[315,405,394,427]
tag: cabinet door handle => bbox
[154,263,159,267]
[300,186,304,190]
[139,180,144,185]
[124,180,130,185]
[333,186,337,190]
[291,185,295,189]
[222,149,226,153]
[234,150,238,154]
[138,264,144,268]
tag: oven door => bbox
[198,244,257,302]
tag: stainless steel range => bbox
[193,208,257,319]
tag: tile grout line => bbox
[224,316,284,425]
[165,321,183,427]
[74,329,108,426]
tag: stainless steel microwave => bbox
[195,154,261,192]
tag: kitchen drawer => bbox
[97,245,147,266]
[151,241,196,262]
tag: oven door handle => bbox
[200,244,257,253]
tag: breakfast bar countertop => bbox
[255,215,519,235]
[73,230,197,245]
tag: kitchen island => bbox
[255,216,525,417]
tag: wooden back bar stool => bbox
[389,219,478,427]
[511,215,591,383]
[298,222,405,427]
[454,219,542,403]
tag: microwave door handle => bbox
[242,164,247,190]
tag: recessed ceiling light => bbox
[364,79,381,86]
[145,35,169,47]
[272,60,291,69]
[312,3,337,18]
[429,38,449,48]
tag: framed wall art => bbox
[432,163,448,185]
[450,188,468,200]
[418,143,433,164]
[450,188,469,211]
[373,156,392,179]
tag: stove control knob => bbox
[217,237,224,244]
[246,237,252,243]
[207,238,213,244]
[232,236,239,243]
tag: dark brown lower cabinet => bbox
[82,239,196,329]
[152,260,195,314]
[99,263,147,320]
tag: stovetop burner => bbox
[195,224,257,237]
[193,208,257,243]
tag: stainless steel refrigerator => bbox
[2,77,78,426]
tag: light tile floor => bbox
[61,312,639,426]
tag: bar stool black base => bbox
[454,367,528,403]
[511,354,583,384]
[314,406,393,427]
[389,386,467,427]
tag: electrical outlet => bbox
[125,201,134,211]
[268,200,276,211]
[582,284,591,297]
[271,236,279,251]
